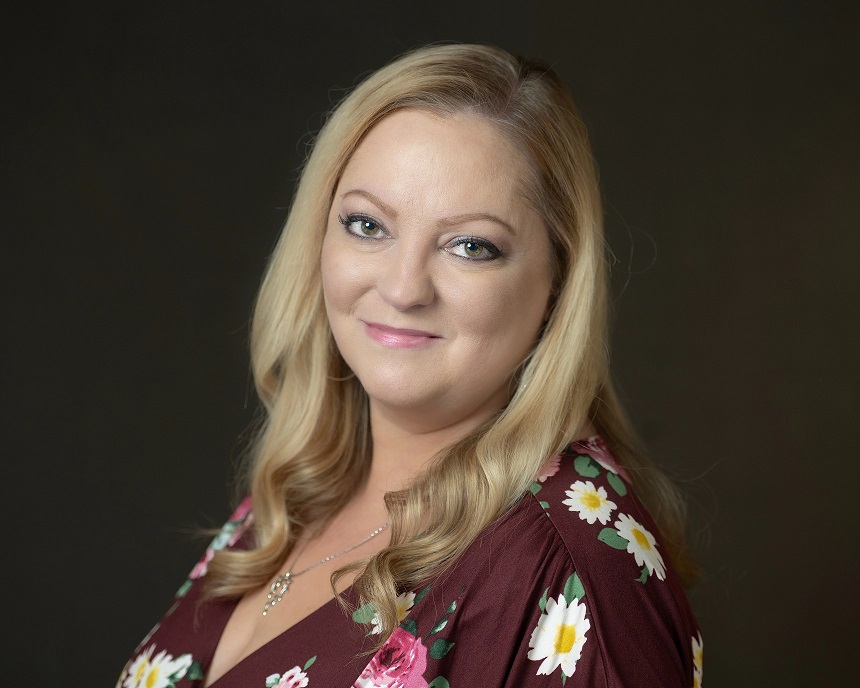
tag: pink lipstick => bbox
[363,321,440,349]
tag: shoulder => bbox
[389,437,700,687]
[178,497,254,593]
[535,436,666,585]
[487,436,677,593]
[116,500,254,688]
[526,436,701,686]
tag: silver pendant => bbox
[262,572,292,616]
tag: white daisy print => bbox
[370,590,417,635]
[123,645,154,688]
[614,513,666,580]
[527,595,591,677]
[692,631,704,687]
[562,480,617,524]
[123,645,193,688]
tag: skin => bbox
[203,110,554,686]
[322,109,554,488]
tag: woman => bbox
[118,44,702,688]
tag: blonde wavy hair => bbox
[205,43,695,639]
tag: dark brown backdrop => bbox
[3,1,858,685]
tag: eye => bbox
[445,237,502,261]
[338,214,387,239]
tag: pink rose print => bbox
[537,454,561,482]
[189,497,254,580]
[189,548,214,580]
[571,436,630,482]
[276,666,309,688]
[229,497,253,525]
[354,628,429,688]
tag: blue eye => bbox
[338,214,386,239]
[446,237,502,261]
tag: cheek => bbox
[451,270,551,355]
[320,235,340,307]
[321,233,362,314]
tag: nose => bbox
[376,242,435,311]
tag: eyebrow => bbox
[341,189,398,218]
[438,213,517,236]
[341,189,517,236]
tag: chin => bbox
[362,383,441,411]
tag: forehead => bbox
[336,109,535,218]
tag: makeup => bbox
[363,321,440,349]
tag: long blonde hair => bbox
[205,43,694,638]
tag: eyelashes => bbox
[337,214,503,262]
[445,237,501,261]
[338,214,386,239]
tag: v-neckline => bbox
[202,583,358,688]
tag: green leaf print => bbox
[428,678,451,688]
[429,617,449,635]
[175,579,193,598]
[563,572,585,603]
[606,471,627,496]
[598,527,629,550]
[187,662,204,681]
[414,585,432,603]
[429,638,455,659]
[573,455,600,478]
[446,600,457,614]
[352,602,376,624]
[303,655,317,670]
[636,566,650,584]
[529,481,543,494]
[539,586,549,612]
[539,500,550,509]
[401,618,418,635]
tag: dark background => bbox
[3,1,858,685]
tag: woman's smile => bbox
[362,321,442,349]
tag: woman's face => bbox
[321,109,553,430]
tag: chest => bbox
[203,562,359,687]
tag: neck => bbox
[363,395,505,495]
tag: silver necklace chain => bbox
[262,522,389,616]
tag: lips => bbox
[362,321,441,349]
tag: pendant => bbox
[262,572,292,616]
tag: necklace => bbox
[262,522,389,616]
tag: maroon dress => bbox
[117,437,703,688]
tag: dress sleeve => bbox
[352,444,701,688]
[115,498,255,688]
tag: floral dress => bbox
[117,437,703,688]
